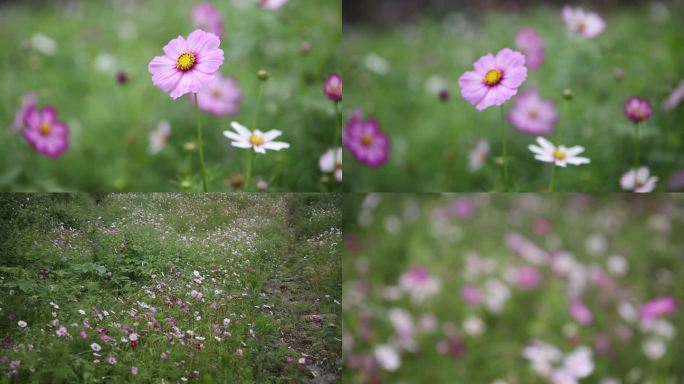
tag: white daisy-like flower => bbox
[529,137,590,167]
[319,147,342,182]
[223,122,290,154]
[91,343,102,352]
[620,167,658,192]
[17,320,27,328]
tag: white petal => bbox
[263,130,283,141]
[223,130,244,142]
[536,137,555,152]
[231,141,252,149]
[262,141,290,151]
[230,121,251,138]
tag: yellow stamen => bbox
[553,149,566,161]
[484,69,503,86]
[361,134,373,146]
[39,123,51,136]
[176,53,196,71]
[249,134,264,146]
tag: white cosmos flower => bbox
[620,167,658,192]
[561,346,594,379]
[529,137,590,167]
[374,344,400,371]
[223,122,290,154]
[319,147,342,182]
[17,320,27,328]
[91,343,102,351]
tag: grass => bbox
[342,3,684,191]
[0,0,341,192]
[0,193,341,383]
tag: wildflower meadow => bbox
[343,193,684,383]
[343,2,684,192]
[0,0,342,192]
[0,193,341,382]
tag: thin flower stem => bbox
[549,164,556,192]
[244,150,255,192]
[334,101,342,149]
[500,105,509,191]
[245,82,265,191]
[194,93,208,192]
[633,121,640,170]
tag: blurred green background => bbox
[343,1,684,192]
[0,0,341,191]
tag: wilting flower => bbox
[343,110,390,168]
[515,28,544,70]
[149,121,171,154]
[569,300,593,326]
[10,93,37,132]
[91,343,102,351]
[21,105,70,158]
[193,75,241,115]
[562,6,605,38]
[192,3,224,38]
[662,80,684,111]
[261,0,288,10]
[468,139,490,172]
[399,266,441,303]
[373,344,400,371]
[148,29,224,99]
[324,73,342,102]
[458,48,528,111]
[640,296,677,319]
[620,167,658,192]
[222,122,290,153]
[17,320,27,328]
[529,137,590,167]
[508,89,558,136]
[319,147,342,182]
[624,97,653,123]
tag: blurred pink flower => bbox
[56,325,68,337]
[515,28,544,70]
[516,266,541,289]
[624,97,652,123]
[458,48,528,111]
[108,356,117,365]
[662,80,684,111]
[569,300,593,326]
[468,139,490,172]
[449,198,476,219]
[640,296,677,319]
[668,169,684,190]
[620,167,658,193]
[343,110,390,168]
[562,6,605,38]
[508,89,558,136]
[461,285,482,305]
[21,105,69,158]
[131,366,138,375]
[10,92,37,132]
[192,3,224,38]
[192,75,242,115]
[324,73,342,102]
[399,267,441,303]
[533,218,551,236]
[261,0,288,10]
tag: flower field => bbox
[0,193,341,382]
[343,194,684,383]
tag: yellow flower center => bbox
[176,53,196,71]
[211,88,222,98]
[39,123,52,136]
[484,69,503,86]
[249,134,264,146]
[361,134,373,146]
[553,148,566,161]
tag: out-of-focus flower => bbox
[10,93,37,132]
[364,53,390,75]
[461,285,481,305]
[260,0,288,10]
[56,325,68,336]
[319,147,342,182]
[569,300,593,326]
[463,315,484,336]
[91,343,101,351]
[29,33,58,55]
[662,80,684,111]
[388,308,416,350]
[516,266,541,288]
[522,340,562,376]
[640,296,677,319]
[515,28,544,70]
[116,71,128,84]
[668,169,684,190]
[22,105,70,158]
[223,122,290,153]
[108,355,117,365]
[529,137,590,167]
[484,278,510,314]
[624,97,652,123]
[399,266,441,303]
[533,218,551,236]
[256,180,269,191]
[324,73,342,102]
[562,6,605,38]
[459,48,528,111]
[508,89,558,136]
[642,338,666,360]
[193,75,241,115]
[192,3,224,38]
[620,166,657,192]
[606,255,628,276]
[373,344,400,371]
[131,366,138,375]
[149,121,171,155]
[17,320,27,328]
[468,139,490,172]
[343,110,390,168]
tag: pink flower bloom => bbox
[80,330,88,339]
[324,73,342,102]
[662,80,684,111]
[192,75,241,115]
[461,285,481,306]
[260,0,288,10]
[108,356,117,365]
[10,92,37,132]
[17,320,27,328]
[449,198,475,219]
[56,325,68,337]
[624,96,653,123]
[319,147,342,182]
[21,105,69,158]
[668,169,684,190]
[100,335,112,342]
[562,6,605,38]
[256,180,269,191]
[640,296,677,319]
[515,28,544,70]
[192,3,224,38]
[148,29,224,99]
[569,300,593,326]
[131,366,138,375]
[129,332,139,342]
[399,266,441,303]
[532,218,551,236]
[620,167,658,193]
[516,266,541,289]
[343,110,390,168]
[507,89,558,136]
[458,48,528,111]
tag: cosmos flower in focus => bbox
[21,105,70,158]
[620,167,658,193]
[562,6,605,38]
[319,147,342,182]
[192,75,242,115]
[624,97,653,123]
[261,0,288,10]
[458,48,528,111]
[192,3,224,38]
[149,121,171,155]
[529,137,590,167]
[223,122,290,154]
[508,89,558,136]
[343,110,390,168]
[515,28,544,70]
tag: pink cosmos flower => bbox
[21,105,69,158]
[461,285,481,306]
[662,80,684,111]
[399,266,441,303]
[148,29,224,99]
[256,180,269,190]
[324,73,342,102]
[620,167,658,192]
[533,218,551,236]
[261,0,288,10]
[449,198,475,219]
[515,28,544,70]
[192,75,241,115]
[319,147,342,182]
[56,325,68,336]
[131,366,138,375]
[108,356,117,365]
[569,300,593,326]
[129,332,139,342]
[192,3,224,38]
[640,296,677,319]
[508,89,558,136]
[458,48,528,111]
[624,96,653,123]
[516,266,541,289]
[343,110,390,168]
[10,92,37,132]
[562,6,605,38]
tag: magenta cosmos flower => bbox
[515,28,544,70]
[562,6,605,38]
[624,96,652,123]
[508,88,558,136]
[458,48,528,111]
[148,29,224,99]
[261,0,288,10]
[343,110,390,168]
[22,105,69,158]
[640,296,677,319]
[191,75,241,115]
[10,92,37,132]
[324,73,342,102]
[192,3,224,38]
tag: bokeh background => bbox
[0,0,341,191]
[343,0,684,192]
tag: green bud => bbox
[257,70,270,81]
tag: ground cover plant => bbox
[343,1,684,192]
[0,0,342,192]
[0,193,341,382]
[342,193,684,383]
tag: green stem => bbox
[500,105,509,191]
[194,93,207,192]
[244,150,255,192]
[549,164,556,192]
[334,101,342,149]
[633,121,640,170]
[245,82,265,191]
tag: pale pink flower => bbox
[569,300,593,326]
[515,28,544,70]
[131,366,138,375]
[562,6,605,38]
[662,80,684,111]
[192,75,241,115]
[192,3,224,38]
[261,0,288,10]
[620,167,658,192]
[640,296,677,319]
[10,92,37,132]
[468,139,490,171]
[508,89,558,136]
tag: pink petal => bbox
[41,106,57,125]
[163,36,187,60]
[195,49,224,74]
[148,55,176,76]
[495,48,526,69]
[502,67,527,89]
[187,29,220,54]
[152,68,183,94]
[473,54,496,75]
